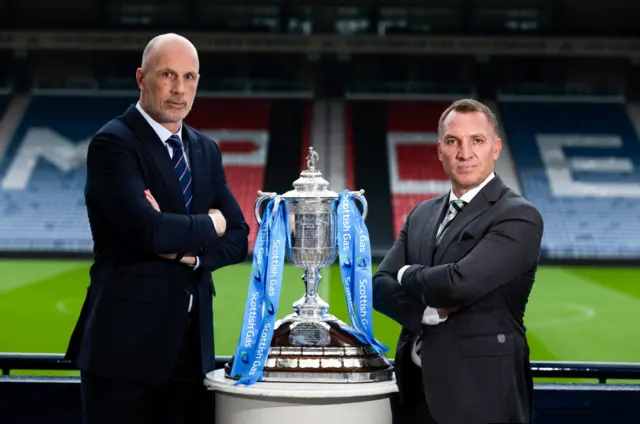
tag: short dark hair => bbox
[437,98,498,138]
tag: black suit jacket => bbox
[373,175,543,424]
[65,105,249,384]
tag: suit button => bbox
[497,334,506,343]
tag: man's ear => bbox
[135,68,144,90]
[494,138,502,160]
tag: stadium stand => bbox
[0,94,133,252]
[348,97,640,261]
[498,100,640,260]
[184,97,271,249]
[344,102,355,191]
[384,100,454,238]
[3,1,640,422]
[0,94,310,254]
[349,99,396,255]
[350,98,517,256]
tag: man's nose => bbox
[171,78,185,95]
[457,141,474,159]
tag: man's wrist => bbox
[397,265,411,285]
[192,256,200,270]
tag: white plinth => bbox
[204,368,398,424]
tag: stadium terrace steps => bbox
[0,94,21,162]
[308,98,329,175]
[497,100,640,260]
[326,98,347,192]
[349,100,395,255]
[261,98,308,199]
[307,98,348,192]
[344,102,355,191]
[628,103,640,141]
[484,100,523,195]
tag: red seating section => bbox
[386,101,452,237]
[185,98,271,250]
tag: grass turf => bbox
[1,260,639,380]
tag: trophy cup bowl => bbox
[225,147,393,383]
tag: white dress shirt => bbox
[397,172,495,366]
[135,102,218,312]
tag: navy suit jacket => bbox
[65,104,249,384]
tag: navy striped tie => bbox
[166,134,192,213]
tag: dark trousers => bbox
[81,306,213,424]
[398,357,439,424]
[397,355,528,424]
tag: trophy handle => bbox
[255,191,278,224]
[349,190,368,221]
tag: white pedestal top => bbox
[204,369,398,399]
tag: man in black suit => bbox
[373,99,543,424]
[65,33,249,424]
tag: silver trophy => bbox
[225,147,392,383]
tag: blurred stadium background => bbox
[1,0,640,396]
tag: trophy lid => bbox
[282,147,339,200]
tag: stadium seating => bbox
[0,95,133,252]
[498,100,640,259]
[0,94,284,253]
[384,100,453,237]
[3,93,640,261]
[185,97,272,249]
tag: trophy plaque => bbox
[225,147,392,383]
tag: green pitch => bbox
[1,259,640,380]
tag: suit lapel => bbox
[417,194,448,266]
[122,105,185,213]
[433,175,506,265]
[183,126,208,214]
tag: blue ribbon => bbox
[231,190,387,387]
[231,197,287,386]
[337,190,389,356]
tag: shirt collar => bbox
[449,172,495,204]
[135,101,182,143]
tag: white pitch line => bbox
[55,298,82,316]
[526,301,596,329]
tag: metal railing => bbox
[2,353,640,384]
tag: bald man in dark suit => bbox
[65,33,249,424]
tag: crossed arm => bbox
[400,204,543,309]
[372,203,543,330]
[372,207,430,335]
[87,133,249,271]
[145,140,250,272]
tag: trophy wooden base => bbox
[224,319,393,383]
